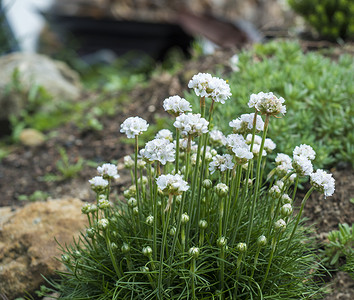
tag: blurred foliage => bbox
[288,0,354,41]
[187,40,354,169]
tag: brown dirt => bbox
[0,46,353,299]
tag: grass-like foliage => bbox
[47,73,335,299]
[288,0,354,40]
[199,41,353,168]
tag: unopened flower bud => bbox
[143,246,153,257]
[257,235,267,247]
[203,179,213,189]
[189,247,200,258]
[61,254,71,263]
[73,250,81,259]
[98,198,111,209]
[110,242,118,250]
[137,159,146,169]
[141,266,149,273]
[124,155,134,168]
[199,220,208,229]
[146,215,154,225]
[138,176,148,185]
[211,149,217,156]
[86,228,95,238]
[217,236,227,247]
[215,183,229,197]
[128,197,137,208]
[169,226,176,236]
[236,242,247,253]
[123,190,131,199]
[129,185,137,196]
[274,219,287,232]
[175,195,182,204]
[181,213,190,224]
[121,243,130,253]
[98,218,109,230]
[133,207,139,216]
[280,203,293,217]
[281,194,292,205]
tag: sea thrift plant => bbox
[49,73,334,299]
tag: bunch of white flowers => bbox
[209,154,234,174]
[188,72,232,103]
[156,174,189,195]
[248,92,286,116]
[292,145,315,176]
[310,169,335,197]
[140,138,175,165]
[89,176,109,192]
[120,116,149,138]
[174,113,209,137]
[163,95,192,116]
[155,129,173,141]
[209,129,227,147]
[97,163,120,180]
[293,144,316,161]
[229,113,264,134]
[275,153,293,175]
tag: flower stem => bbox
[134,136,142,226]
[191,257,197,300]
[104,230,122,278]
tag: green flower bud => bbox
[236,242,247,253]
[199,219,208,229]
[169,226,177,236]
[110,242,118,250]
[133,207,139,216]
[98,218,109,230]
[143,246,153,257]
[146,215,154,226]
[181,213,190,224]
[141,266,149,273]
[189,247,200,258]
[86,228,95,238]
[215,183,229,197]
[257,235,267,247]
[217,236,227,247]
[202,179,213,189]
[121,243,130,253]
[61,254,71,263]
[73,250,81,259]
[128,197,137,208]
[280,203,293,217]
[274,219,287,232]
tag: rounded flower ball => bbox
[163,95,192,116]
[174,113,209,137]
[97,163,120,180]
[310,169,335,198]
[248,92,286,116]
[156,174,189,195]
[120,116,149,139]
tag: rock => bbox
[0,52,82,121]
[0,198,88,299]
[18,128,46,147]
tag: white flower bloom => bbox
[274,219,287,231]
[209,154,234,174]
[209,129,227,146]
[252,144,267,157]
[175,138,196,151]
[173,113,209,137]
[156,174,189,195]
[248,92,286,116]
[264,138,276,153]
[89,176,109,189]
[293,144,316,161]
[124,155,134,168]
[97,163,120,180]
[229,54,240,72]
[232,146,253,164]
[188,73,231,103]
[226,133,247,149]
[163,95,192,116]
[229,113,264,134]
[120,116,149,138]
[98,218,109,229]
[141,138,175,165]
[269,185,281,198]
[246,134,262,145]
[310,169,335,197]
[155,129,173,141]
[275,153,293,176]
[292,155,313,176]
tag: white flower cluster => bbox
[140,138,175,165]
[155,129,173,141]
[97,163,120,180]
[292,144,315,176]
[163,95,192,116]
[174,113,209,137]
[310,169,335,197]
[229,113,264,134]
[248,92,286,116]
[209,154,234,174]
[188,73,232,104]
[275,153,293,176]
[209,129,227,147]
[89,176,109,191]
[246,134,267,157]
[120,116,149,139]
[156,174,189,195]
[226,133,253,163]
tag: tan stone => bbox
[19,128,46,147]
[0,198,87,299]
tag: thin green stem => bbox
[134,136,142,225]
[104,230,122,278]
[175,129,180,173]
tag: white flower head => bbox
[292,155,313,176]
[176,138,196,151]
[89,176,109,192]
[124,155,134,168]
[141,138,175,165]
[229,54,240,72]
[252,144,267,157]
[226,133,247,149]
[229,113,264,134]
[174,113,209,137]
[275,153,293,176]
[293,144,316,161]
[264,138,276,153]
[232,147,254,164]
[156,174,189,195]
[248,92,286,116]
[97,163,120,180]
[163,95,192,116]
[188,73,231,103]
[310,169,335,197]
[120,116,149,139]
[209,129,227,147]
[155,129,173,141]
[209,154,234,174]
[246,134,262,145]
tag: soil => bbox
[0,46,353,299]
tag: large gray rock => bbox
[0,52,82,120]
[0,198,88,299]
